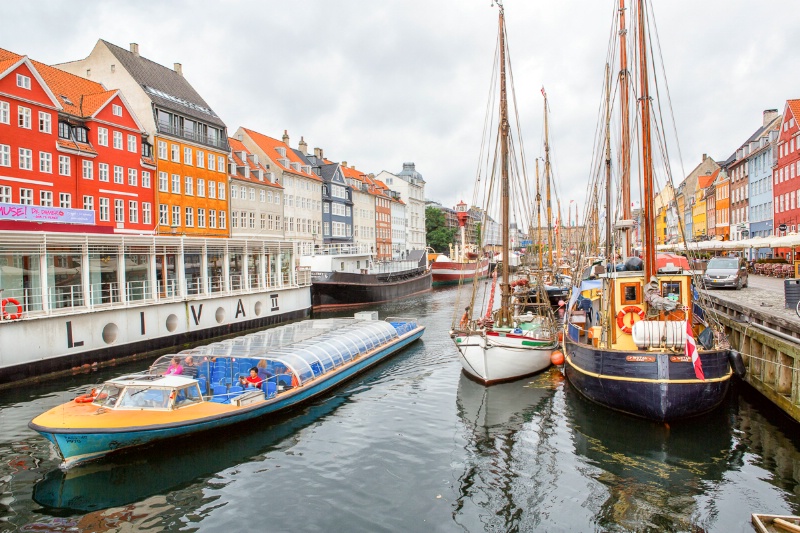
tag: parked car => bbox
[702,257,748,289]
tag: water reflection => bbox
[453,370,561,531]
[32,396,351,514]
[565,381,737,531]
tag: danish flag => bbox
[685,320,704,380]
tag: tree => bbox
[426,207,457,253]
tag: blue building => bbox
[748,121,780,258]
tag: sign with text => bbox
[0,202,95,225]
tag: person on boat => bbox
[557,300,566,320]
[239,367,263,389]
[163,357,183,376]
[256,359,273,381]
[181,356,198,377]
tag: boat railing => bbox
[0,287,43,321]
[229,274,244,292]
[88,282,121,306]
[296,268,311,286]
[126,280,153,302]
[49,284,85,310]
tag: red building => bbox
[0,49,156,234]
[773,99,800,259]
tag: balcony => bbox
[157,121,229,151]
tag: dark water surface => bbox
[0,285,798,532]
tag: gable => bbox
[0,57,60,109]
[92,92,144,131]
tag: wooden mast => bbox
[619,0,632,258]
[536,159,543,271]
[637,0,656,282]
[604,63,613,265]
[556,199,562,268]
[544,91,554,270]
[498,2,511,327]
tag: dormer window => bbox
[58,121,71,139]
[303,165,311,174]
[72,126,87,143]
[142,142,153,158]
[290,162,300,172]
[276,147,286,157]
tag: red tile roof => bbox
[788,99,800,124]
[697,168,719,190]
[228,137,283,188]
[56,138,98,156]
[240,128,321,182]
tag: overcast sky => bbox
[5,1,800,219]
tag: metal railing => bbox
[156,121,230,151]
[49,284,84,310]
[89,282,121,305]
[126,280,151,302]
[0,287,42,321]
[296,268,311,286]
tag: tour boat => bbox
[29,315,424,469]
[562,0,733,421]
[449,1,558,384]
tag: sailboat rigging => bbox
[450,1,558,385]
[562,0,736,421]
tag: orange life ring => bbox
[75,394,95,403]
[1,298,22,320]
[616,305,645,334]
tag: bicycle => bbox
[796,298,800,319]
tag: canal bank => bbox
[1,285,798,532]
[701,275,800,423]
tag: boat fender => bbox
[0,298,22,320]
[616,306,645,335]
[728,350,746,378]
[513,328,523,334]
[75,389,96,403]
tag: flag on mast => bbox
[685,320,704,380]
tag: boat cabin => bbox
[92,374,203,410]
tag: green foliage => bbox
[426,207,457,253]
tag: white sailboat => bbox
[450,1,558,385]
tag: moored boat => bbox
[751,514,800,533]
[301,245,432,308]
[450,1,558,385]
[563,0,733,421]
[29,314,424,468]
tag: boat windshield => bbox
[93,383,123,407]
[117,387,172,409]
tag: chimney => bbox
[130,43,139,56]
[298,136,308,155]
[702,153,707,161]
[763,109,779,127]
[282,130,289,145]
[174,63,183,76]
[342,161,347,168]
[314,147,324,160]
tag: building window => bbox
[0,101,9,124]
[231,211,238,228]
[127,168,137,186]
[324,222,330,236]
[208,153,215,170]
[38,111,51,133]
[197,150,204,168]
[240,212,246,228]
[39,152,52,173]
[58,155,70,176]
[159,204,168,225]
[208,180,216,198]
[18,148,32,170]
[260,190,265,202]
[159,171,168,191]
[184,147,192,165]
[19,188,33,205]
[198,208,206,228]
[98,163,109,182]
[73,126,87,143]
[114,199,124,222]
[16,73,31,89]
[83,195,93,211]
[0,145,10,167]
[58,193,71,208]
[249,212,255,229]
[98,127,108,146]
[218,156,225,172]
[113,131,122,150]
[99,197,109,221]
[142,171,151,188]
[218,182,225,200]
[171,174,180,194]
[185,176,193,196]
[158,141,167,159]
[219,210,226,229]
[172,205,180,227]
[143,203,152,225]
[261,213,266,229]
[249,187,255,200]
[0,186,10,203]
[209,209,217,228]
[18,106,31,129]
[171,144,180,162]
[40,190,53,206]
[112,104,122,116]
[127,134,137,152]
[197,178,205,197]
[128,200,138,223]
[58,121,70,138]
[186,207,196,227]
[114,165,123,184]
[230,184,237,199]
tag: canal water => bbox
[0,284,798,532]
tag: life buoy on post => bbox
[1,298,22,320]
[616,305,645,334]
